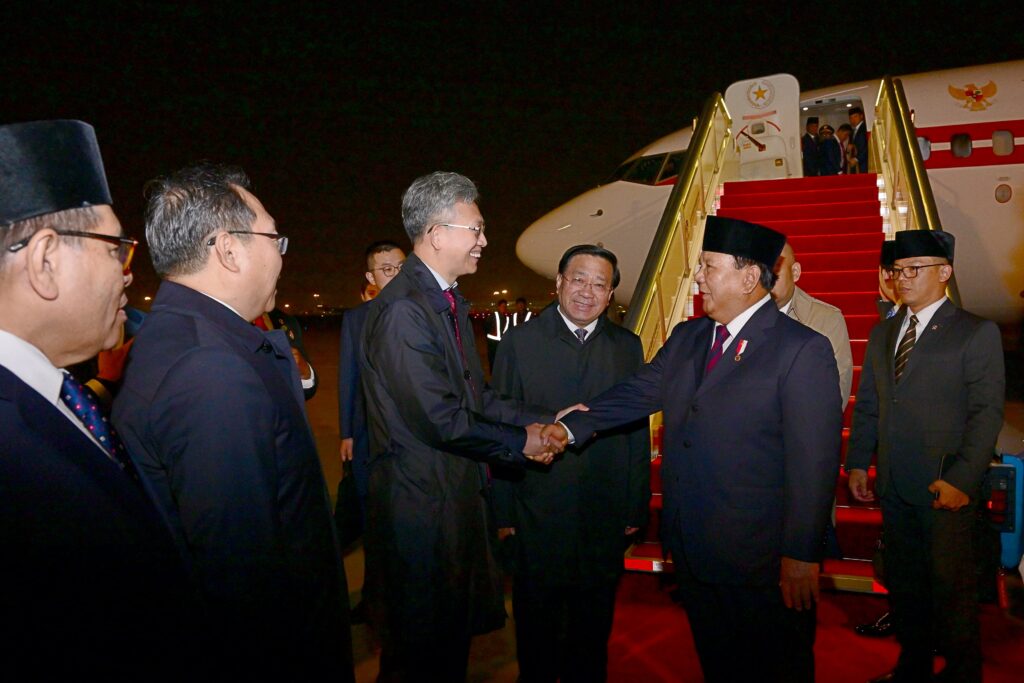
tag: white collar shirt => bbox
[895,296,947,354]
[712,294,773,353]
[556,306,599,340]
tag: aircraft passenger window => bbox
[623,154,667,185]
[657,152,687,183]
[951,133,972,158]
[917,137,931,161]
[992,130,1014,156]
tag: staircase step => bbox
[724,174,878,195]
[759,215,884,237]
[720,186,879,209]
[835,506,884,560]
[719,200,880,222]
[851,340,867,365]
[846,314,881,339]
[821,558,886,593]
[797,269,877,293]
[812,291,881,315]
[799,250,881,271]
[788,232,885,255]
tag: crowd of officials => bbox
[802,107,869,177]
[0,118,1006,683]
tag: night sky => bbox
[4,3,1021,310]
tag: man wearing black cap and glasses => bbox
[847,229,1003,683]
[0,120,202,678]
[548,215,843,682]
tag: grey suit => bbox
[846,299,1004,681]
[786,286,853,406]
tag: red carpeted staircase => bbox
[632,173,886,591]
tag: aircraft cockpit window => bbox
[607,161,636,184]
[917,136,931,161]
[951,133,972,158]
[657,152,687,183]
[622,154,667,185]
[992,130,1014,157]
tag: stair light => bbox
[878,192,887,203]
[876,177,885,189]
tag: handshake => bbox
[521,404,587,465]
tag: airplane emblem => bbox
[948,81,997,111]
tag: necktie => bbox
[705,324,730,374]
[894,314,918,383]
[574,328,588,344]
[60,372,139,480]
[443,289,476,394]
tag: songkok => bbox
[879,240,896,267]
[0,120,111,225]
[702,215,786,268]
[806,116,819,125]
[893,229,954,264]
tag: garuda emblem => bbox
[948,81,997,111]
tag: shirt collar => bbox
[904,296,947,330]
[722,294,772,340]
[556,306,599,337]
[421,261,455,291]
[0,329,63,407]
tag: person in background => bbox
[802,116,821,177]
[818,124,843,176]
[512,296,533,327]
[254,307,317,399]
[492,244,649,682]
[837,123,858,175]
[849,106,869,173]
[486,298,510,370]
[0,119,203,679]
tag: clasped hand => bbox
[523,423,567,464]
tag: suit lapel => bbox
[897,299,955,385]
[885,306,905,383]
[695,302,775,398]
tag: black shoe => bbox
[350,599,368,624]
[855,611,894,638]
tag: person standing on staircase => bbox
[847,229,1004,683]
[849,107,869,173]
[548,215,843,682]
[802,117,821,177]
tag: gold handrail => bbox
[872,76,961,305]
[623,93,733,357]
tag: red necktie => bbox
[705,324,730,374]
[443,289,476,395]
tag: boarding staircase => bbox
[623,77,952,592]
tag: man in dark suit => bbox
[549,215,843,682]
[0,120,203,678]
[818,124,843,176]
[360,171,564,681]
[339,239,405,515]
[847,229,1004,683]
[802,116,820,177]
[492,244,650,682]
[113,163,354,680]
[850,106,869,173]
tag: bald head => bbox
[771,242,801,308]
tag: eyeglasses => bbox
[566,276,610,294]
[206,230,288,255]
[887,263,944,279]
[371,262,404,277]
[434,222,485,236]
[7,230,138,274]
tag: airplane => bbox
[516,60,1024,328]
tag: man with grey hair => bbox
[361,171,565,681]
[0,120,202,677]
[113,163,354,679]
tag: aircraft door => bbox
[724,74,802,180]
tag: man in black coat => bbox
[802,116,820,177]
[0,120,203,679]
[850,106,869,173]
[549,216,843,682]
[847,229,1004,683]
[492,244,650,682]
[360,171,564,681]
[113,163,353,680]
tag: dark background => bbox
[4,2,1021,310]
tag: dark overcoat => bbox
[113,281,352,679]
[359,253,550,642]
[561,300,842,586]
[338,301,371,499]
[491,303,650,587]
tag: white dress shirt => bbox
[894,296,947,355]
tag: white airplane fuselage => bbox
[517,61,1024,325]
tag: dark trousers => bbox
[512,577,619,683]
[377,633,472,683]
[671,554,816,683]
[882,496,981,682]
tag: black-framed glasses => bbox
[371,262,404,277]
[887,263,944,279]
[206,230,288,255]
[7,230,138,274]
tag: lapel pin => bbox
[734,339,748,362]
[931,324,939,331]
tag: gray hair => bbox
[1,206,99,269]
[734,256,778,291]
[401,171,479,242]
[144,163,255,277]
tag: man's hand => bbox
[556,403,589,421]
[290,347,312,380]
[780,557,820,611]
[523,423,560,464]
[540,423,569,452]
[498,527,515,541]
[340,437,354,462]
[848,468,875,502]
[929,479,970,511]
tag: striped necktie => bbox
[894,314,918,383]
[574,328,588,344]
